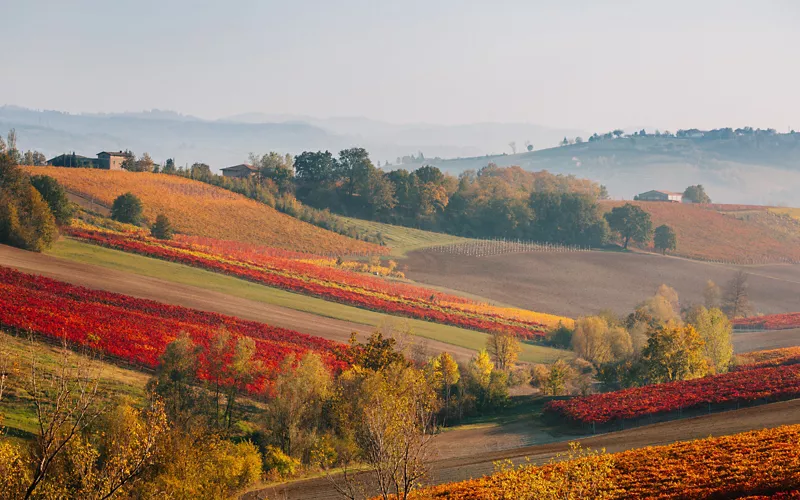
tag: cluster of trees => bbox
[604,203,677,254]
[0,153,74,252]
[0,129,47,166]
[109,192,174,240]
[542,274,754,393]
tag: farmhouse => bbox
[47,151,128,170]
[636,190,684,203]
[221,163,259,178]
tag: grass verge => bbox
[337,216,470,257]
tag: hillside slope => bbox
[24,167,384,255]
[600,201,800,263]
[410,135,800,205]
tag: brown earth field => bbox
[0,244,478,364]
[404,250,800,318]
[244,398,800,500]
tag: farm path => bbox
[245,398,800,500]
[0,244,478,363]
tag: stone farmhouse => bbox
[636,190,684,202]
[221,163,259,178]
[47,151,128,170]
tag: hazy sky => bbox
[3,0,799,131]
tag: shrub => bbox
[150,213,174,239]
[262,445,300,479]
[111,192,144,225]
[0,441,30,498]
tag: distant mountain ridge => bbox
[0,106,581,168]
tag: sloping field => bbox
[337,216,470,257]
[405,250,800,318]
[0,242,569,365]
[600,201,800,263]
[24,167,385,255]
[247,398,800,499]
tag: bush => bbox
[262,445,300,479]
[0,441,30,498]
[150,213,174,239]
[0,154,57,252]
[30,174,74,225]
[111,192,144,225]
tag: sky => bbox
[2,0,799,131]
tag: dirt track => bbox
[405,250,800,318]
[0,244,478,363]
[246,398,800,499]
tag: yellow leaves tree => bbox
[487,331,521,372]
[426,352,460,424]
[686,306,734,373]
[642,324,709,383]
[571,317,632,366]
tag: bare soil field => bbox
[0,244,479,364]
[247,398,800,500]
[404,250,800,318]
[734,328,800,352]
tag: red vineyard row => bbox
[67,228,553,339]
[544,364,800,424]
[735,312,800,331]
[0,266,349,392]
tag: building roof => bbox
[641,190,683,196]
[97,151,128,157]
[221,163,258,171]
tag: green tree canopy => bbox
[150,213,174,240]
[0,154,56,252]
[604,203,653,249]
[111,192,145,225]
[30,174,74,225]
[683,184,711,203]
[654,224,677,254]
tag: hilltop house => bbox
[221,163,259,178]
[47,151,128,170]
[636,190,684,203]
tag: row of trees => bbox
[604,203,678,253]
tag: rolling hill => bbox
[406,134,800,206]
[23,167,384,255]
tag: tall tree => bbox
[642,324,708,383]
[0,154,56,252]
[604,203,653,249]
[723,271,752,319]
[653,224,677,254]
[486,331,521,372]
[686,306,733,373]
[337,148,374,200]
[426,352,460,425]
[703,280,722,309]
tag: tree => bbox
[266,352,332,457]
[686,306,733,373]
[337,147,374,199]
[30,175,74,225]
[642,324,708,383]
[328,364,438,500]
[703,280,722,309]
[508,141,517,154]
[150,213,174,239]
[486,331,521,372]
[255,152,295,194]
[0,154,57,252]
[683,184,711,203]
[147,334,203,428]
[426,352,460,424]
[111,192,144,225]
[135,152,155,172]
[571,316,632,365]
[163,158,177,174]
[531,359,575,396]
[613,129,624,138]
[653,224,677,254]
[349,331,409,372]
[723,271,752,319]
[7,128,21,163]
[604,203,653,249]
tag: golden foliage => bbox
[26,167,386,255]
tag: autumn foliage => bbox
[65,224,571,338]
[544,363,800,424]
[25,166,386,255]
[735,347,800,371]
[735,312,800,331]
[0,266,348,392]
[411,425,800,499]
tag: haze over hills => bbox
[0,105,582,168]
[4,105,800,204]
